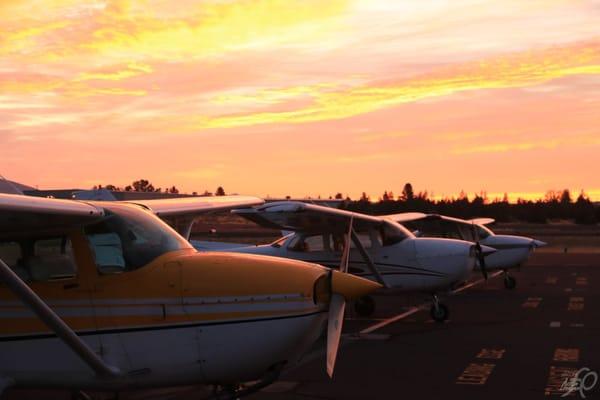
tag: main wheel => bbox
[504,275,517,289]
[354,295,376,317]
[430,303,449,323]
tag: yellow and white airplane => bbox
[0,193,379,397]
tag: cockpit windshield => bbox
[85,203,192,272]
[270,234,292,248]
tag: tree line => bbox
[341,183,599,224]
[93,179,227,196]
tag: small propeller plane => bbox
[389,213,547,289]
[0,193,380,398]
[193,201,496,322]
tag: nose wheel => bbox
[354,295,376,317]
[503,271,517,289]
[430,295,449,323]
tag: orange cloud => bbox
[193,41,600,129]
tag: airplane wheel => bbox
[354,295,376,317]
[504,276,517,290]
[430,303,449,323]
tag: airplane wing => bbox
[127,195,264,217]
[233,201,385,234]
[126,196,264,239]
[0,193,105,239]
[384,212,433,223]
[468,217,495,225]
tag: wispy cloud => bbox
[193,41,600,129]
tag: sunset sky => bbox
[2,0,599,201]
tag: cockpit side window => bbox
[288,234,326,252]
[0,237,76,282]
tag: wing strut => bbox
[349,231,388,288]
[0,258,120,377]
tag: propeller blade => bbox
[475,242,488,280]
[327,293,346,378]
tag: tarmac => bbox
[5,252,599,400]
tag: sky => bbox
[1,0,599,201]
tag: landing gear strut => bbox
[503,271,517,290]
[354,295,376,317]
[430,294,449,323]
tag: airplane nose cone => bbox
[532,239,547,248]
[331,270,382,300]
[479,244,497,256]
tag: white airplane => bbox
[389,213,547,289]
[0,194,380,398]
[193,201,496,323]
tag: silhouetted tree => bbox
[132,179,155,192]
[215,186,226,196]
[401,183,414,201]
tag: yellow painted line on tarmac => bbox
[359,305,425,335]
[553,348,580,363]
[451,271,503,294]
[456,363,496,385]
[522,297,543,308]
[476,348,506,360]
[575,277,588,286]
[545,276,558,284]
[568,297,584,311]
[359,271,503,335]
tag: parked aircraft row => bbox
[193,201,545,320]
[0,187,545,399]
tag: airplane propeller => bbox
[326,217,353,378]
[475,241,488,280]
[472,223,488,280]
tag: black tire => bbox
[504,275,517,290]
[430,303,449,323]
[354,295,376,317]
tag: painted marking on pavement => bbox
[544,366,579,396]
[568,297,584,311]
[476,348,506,360]
[359,306,424,334]
[522,297,542,308]
[456,363,496,385]
[575,277,588,286]
[550,321,561,328]
[359,271,503,335]
[545,276,558,284]
[564,288,573,293]
[569,323,584,328]
[452,271,503,294]
[553,348,580,363]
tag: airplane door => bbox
[0,231,103,375]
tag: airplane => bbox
[0,193,380,398]
[192,201,496,323]
[389,212,547,289]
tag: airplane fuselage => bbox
[194,234,476,293]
